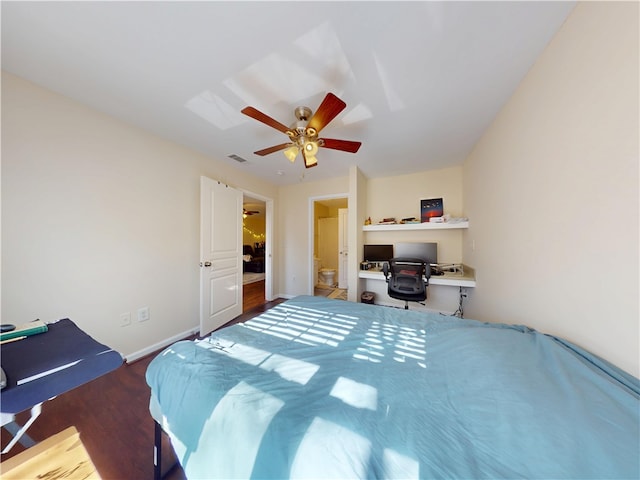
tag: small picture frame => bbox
[421,198,443,223]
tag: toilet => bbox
[319,268,336,287]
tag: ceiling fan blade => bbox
[320,138,362,153]
[254,143,292,156]
[307,93,346,134]
[241,106,291,134]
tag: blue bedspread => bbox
[146,296,640,479]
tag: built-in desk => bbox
[359,266,476,288]
[358,265,475,315]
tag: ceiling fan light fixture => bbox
[302,148,318,168]
[304,140,319,156]
[284,145,299,162]
[304,155,318,168]
[241,93,359,170]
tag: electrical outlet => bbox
[120,312,131,327]
[137,307,150,322]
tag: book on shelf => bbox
[428,214,450,223]
[445,217,469,224]
[0,320,48,342]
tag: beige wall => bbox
[463,2,639,376]
[277,176,349,297]
[366,166,464,222]
[349,166,368,302]
[2,1,637,378]
[364,167,464,264]
[1,72,277,360]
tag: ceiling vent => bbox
[228,154,247,163]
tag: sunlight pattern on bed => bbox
[197,339,319,386]
[146,295,640,479]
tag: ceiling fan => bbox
[243,208,260,216]
[241,93,361,169]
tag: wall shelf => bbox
[362,221,469,232]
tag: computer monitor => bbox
[394,242,438,265]
[363,244,394,263]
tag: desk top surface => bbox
[359,265,476,287]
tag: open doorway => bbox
[242,193,271,312]
[312,196,348,300]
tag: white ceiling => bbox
[1,1,575,186]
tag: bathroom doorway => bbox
[311,195,348,299]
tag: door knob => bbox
[201,261,212,267]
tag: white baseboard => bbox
[124,326,199,363]
[125,297,301,363]
[276,293,295,300]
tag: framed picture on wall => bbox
[421,198,443,223]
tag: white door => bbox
[200,177,242,336]
[338,208,348,289]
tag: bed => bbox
[146,295,639,479]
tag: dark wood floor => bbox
[243,278,265,312]
[0,296,284,479]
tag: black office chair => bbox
[382,257,430,309]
